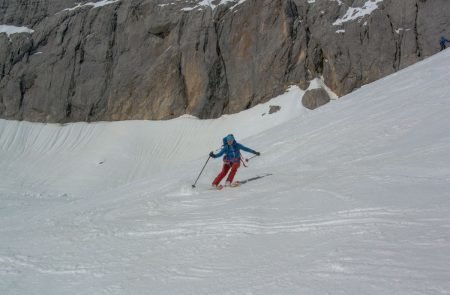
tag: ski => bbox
[225,181,240,188]
[209,185,223,191]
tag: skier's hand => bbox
[255,152,261,156]
[209,151,215,157]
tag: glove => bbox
[209,151,215,157]
[255,152,261,156]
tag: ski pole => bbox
[192,155,211,188]
[245,154,258,162]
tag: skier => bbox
[440,36,449,51]
[209,134,260,189]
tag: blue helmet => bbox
[223,134,235,145]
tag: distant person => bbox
[440,36,449,51]
[209,134,260,189]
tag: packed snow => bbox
[1,48,450,294]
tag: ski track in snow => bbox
[1,52,450,293]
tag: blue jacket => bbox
[440,37,449,46]
[212,139,257,163]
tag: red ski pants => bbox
[212,162,240,185]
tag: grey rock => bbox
[0,0,449,122]
[302,88,330,110]
[269,105,281,114]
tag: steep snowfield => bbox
[0,85,306,195]
[1,50,450,294]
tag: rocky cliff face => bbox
[1,0,449,122]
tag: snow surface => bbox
[0,25,34,37]
[0,85,308,195]
[333,0,383,26]
[1,49,450,294]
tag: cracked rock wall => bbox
[0,0,449,122]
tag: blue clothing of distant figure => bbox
[440,36,449,51]
[211,136,257,163]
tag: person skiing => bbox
[440,36,449,51]
[209,134,260,189]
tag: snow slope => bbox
[1,50,450,294]
[0,85,306,195]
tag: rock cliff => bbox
[1,0,449,122]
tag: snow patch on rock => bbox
[333,0,383,26]
[0,25,34,38]
[64,0,120,12]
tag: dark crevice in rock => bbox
[78,44,85,64]
[202,23,209,53]
[92,7,119,121]
[177,14,186,46]
[283,0,299,79]
[65,102,72,117]
[66,41,80,120]
[213,3,231,21]
[0,96,4,114]
[305,25,311,48]
[212,19,229,115]
[414,2,421,58]
[35,13,73,50]
[18,72,35,119]
[58,21,69,46]
[88,104,95,121]
[395,34,402,71]
[386,14,400,71]
[0,62,7,81]
[285,0,299,37]
[154,31,170,39]
[178,52,189,117]
[19,77,25,111]
[128,2,142,22]
[245,100,252,110]
[303,3,312,80]
[360,19,370,45]
[148,23,173,40]
[35,35,48,49]
[205,59,224,115]
[315,48,324,75]
[270,2,281,26]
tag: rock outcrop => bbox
[302,88,330,110]
[1,0,449,122]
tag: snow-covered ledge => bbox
[0,25,34,41]
[63,0,120,12]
